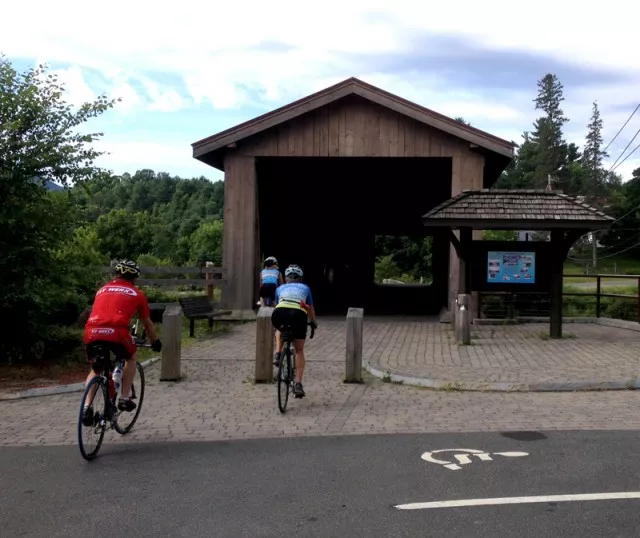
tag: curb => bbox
[364,361,640,393]
[0,356,161,401]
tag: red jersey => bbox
[85,279,150,329]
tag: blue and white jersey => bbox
[260,268,280,285]
[275,282,313,312]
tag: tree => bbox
[94,209,162,260]
[530,74,569,189]
[581,101,608,201]
[0,54,117,360]
[188,219,224,265]
[600,167,640,250]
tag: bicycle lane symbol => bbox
[421,449,529,471]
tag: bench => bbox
[178,296,232,337]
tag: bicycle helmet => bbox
[114,260,140,279]
[285,264,303,279]
[264,256,278,268]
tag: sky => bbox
[2,0,640,184]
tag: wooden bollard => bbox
[345,307,364,383]
[255,306,274,382]
[456,294,471,345]
[160,304,183,381]
[205,261,214,301]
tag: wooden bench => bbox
[178,296,232,337]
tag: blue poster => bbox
[487,251,536,284]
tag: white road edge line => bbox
[395,492,640,510]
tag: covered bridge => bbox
[192,77,516,317]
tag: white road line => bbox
[395,492,640,510]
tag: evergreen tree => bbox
[530,74,569,189]
[581,101,608,201]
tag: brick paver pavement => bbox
[2,318,640,447]
[367,320,640,388]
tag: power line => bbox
[570,237,640,261]
[603,103,640,153]
[611,139,640,174]
[607,125,640,173]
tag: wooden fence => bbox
[477,273,640,321]
[98,263,225,301]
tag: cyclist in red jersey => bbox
[82,260,161,423]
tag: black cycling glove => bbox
[309,320,318,330]
[152,339,163,352]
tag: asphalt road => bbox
[2,430,640,537]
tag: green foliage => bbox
[374,236,433,283]
[94,208,164,259]
[481,230,517,241]
[0,55,117,362]
[188,219,224,265]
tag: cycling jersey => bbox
[275,282,313,313]
[261,268,280,285]
[85,279,150,329]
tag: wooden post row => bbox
[255,306,274,383]
[160,304,183,381]
[345,307,364,383]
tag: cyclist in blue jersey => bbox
[259,256,284,306]
[271,264,317,398]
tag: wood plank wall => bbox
[222,154,257,311]
[223,98,485,312]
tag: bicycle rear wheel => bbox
[277,346,292,413]
[78,376,108,461]
[115,361,145,434]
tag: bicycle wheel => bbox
[277,346,291,413]
[115,361,145,434]
[78,376,108,461]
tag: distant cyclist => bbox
[271,264,317,398]
[82,260,162,426]
[258,256,283,307]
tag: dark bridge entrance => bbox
[192,77,515,318]
[256,156,452,315]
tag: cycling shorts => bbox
[84,326,137,359]
[271,307,308,340]
[259,283,277,300]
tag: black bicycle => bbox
[77,321,151,461]
[277,322,315,413]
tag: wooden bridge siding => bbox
[221,153,257,311]
[223,99,485,312]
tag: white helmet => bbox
[285,265,303,279]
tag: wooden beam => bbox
[448,230,462,256]
[458,227,472,295]
[549,229,565,339]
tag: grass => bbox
[564,284,638,295]
[136,317,231,362]
[564,256,640,284]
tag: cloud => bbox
[2,0,639,180]
[94,135,222,180]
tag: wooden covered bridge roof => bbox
[191,77,516,170]
[422,189,615,230]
